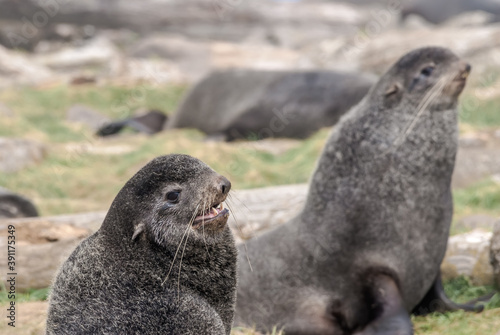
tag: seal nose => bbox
[219,176,231,195]
[460,62,471,75]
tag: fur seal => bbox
[167,69,376,141]
[46,154,236,334]
[96,109,167,137]
[0,187,38,218]
[235,47,473,334]
[402,0,500,24]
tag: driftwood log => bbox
[0,184,496,290]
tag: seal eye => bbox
[166,191,180,203]
[420,66,435,77]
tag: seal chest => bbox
[46,154,237,335]
[235,47,472,334]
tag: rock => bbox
[454,214,499,232]
[35,36,120,70]
[442,229,494,286]
[458,133,488,148]
[211,41,312,71]
[0,187,38,219]
[490,221,500,286]
[110,58,185,85]
[66,104,110,131]
[0,45,52,88]
[402,0,500,25]
[312,24,500,76]
[128,35,210,82]
[443,10,496,27]
[0,0,368,44]
[0,138,46,173]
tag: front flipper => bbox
[412,271,490,315]
[353,274,413,335]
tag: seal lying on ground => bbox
[235,47,473,334]
[167,69,376,141]
[96,109,167,137]
[0,187,38,218]
[46,154,236,335]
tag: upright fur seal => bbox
[47,154,236,334]
[167,69,376,141]
[235,47,472,334]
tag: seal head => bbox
[47,154,237,335]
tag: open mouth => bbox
[193,202,229,227]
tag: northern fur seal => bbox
[235,47,473,334]
[47,154,236,334]
[0,187,38,218]
[96,110,167,137]
[167,69,376,141]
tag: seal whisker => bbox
[228,192,251,213]
[162,203,200,286]
[201,198,211,257]
[391,75,449,151]
[176,220,193,301]
[226,199,253,272]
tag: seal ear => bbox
[132,222,146,241]
[383,82,403,108]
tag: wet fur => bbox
[47,155,237,335]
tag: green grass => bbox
[0,84,187,143]
[0,285,49,305]
[453,179,500,229]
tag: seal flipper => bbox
[353,274,413,335]
[412,271,486,315]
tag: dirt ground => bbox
[1,302,47,335]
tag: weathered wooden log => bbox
[0,184,497,291]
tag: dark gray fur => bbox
[167,69,376,141]
[235,47,470,334]
[47,154,237,335]
[402,0,500,24]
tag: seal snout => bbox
[218,176,231,195]
[192,175,231,229]
[454,61,471,82]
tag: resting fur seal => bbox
[96,109,167,137]
[235,47,472,334]
[47,154,236,334]
[0,187,38,218]
[167,69,376,141]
